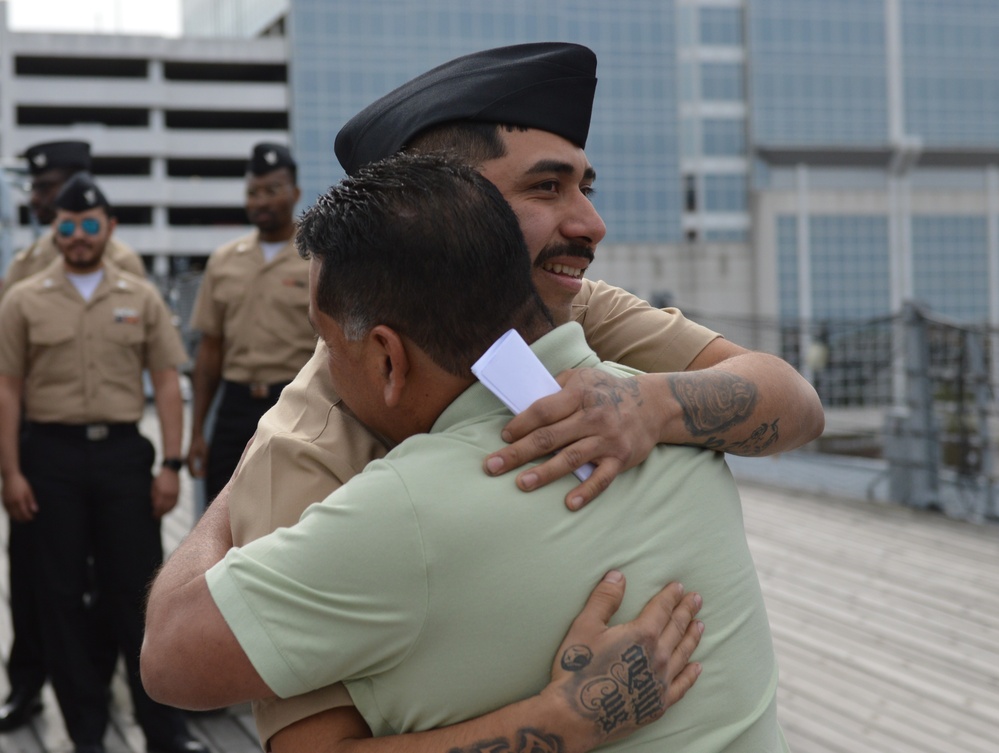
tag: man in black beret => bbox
[1,141,145,297]
[0,141,145,733]
[187,142,314,508]
[144,41,818,752]
[0,172,207,753]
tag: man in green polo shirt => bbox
[143,153,787,752]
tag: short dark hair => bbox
[298,152,552,376]
[406,122,529,167]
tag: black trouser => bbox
[20,422,190,748]
[5,448,118,702]
[205,380,287,505]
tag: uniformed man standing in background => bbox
[0,140,145,730]
[187,143,313,505]
[1,140,145,294]
[0,173,206,753]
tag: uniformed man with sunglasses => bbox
[1,141,144,298]
[0,173,207,753]
[0,140,146,732]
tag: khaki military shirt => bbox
[190,230,314,384]
[0,258,188,424]
[228,276,720,747]
[1,231,145,298]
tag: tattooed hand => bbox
[483,367,661,511]
[542,571,703,751]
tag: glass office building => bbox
[750,0,999,334]
[286,0,682,245]
[182,0,999,336]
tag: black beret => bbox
[249,142,297,176]
[23,140,91,175]
[335,42,598,175]
[54,172,112,214]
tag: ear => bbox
[368,325,410,408]
[107,216,118,234]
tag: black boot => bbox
[0,687,43,731]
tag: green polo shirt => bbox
[208,322,787,752]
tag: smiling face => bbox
[476,128,606,325]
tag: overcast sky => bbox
[5,0,181,36]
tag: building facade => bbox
[92,1,993,353]
[0,0,290,278]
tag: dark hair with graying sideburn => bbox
[297,152,553,377]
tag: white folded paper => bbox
[472,329,594,482]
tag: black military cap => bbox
[23,140,92,175]
[249,142,297,176]
[335,42,598,175]
[54,172,112,214]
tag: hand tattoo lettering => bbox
[574,644,666,735]
[620,645,662,724]
[580,678,630,733]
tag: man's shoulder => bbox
[210,230,258,260]
[104,263,168,302]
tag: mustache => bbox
[534,242,595,267]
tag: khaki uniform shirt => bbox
[228,277,721,747]
[0,257,187,424]
[189,230,314,384]
[1,231,145,299]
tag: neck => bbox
[509,295,557,347]
[63,260,104,275]
[257,225,295,244]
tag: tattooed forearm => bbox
[668,371,758,438]
[448,729,563,753]
[560,642,666,735]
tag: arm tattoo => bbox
[449,730,563,753]
[669,372,758,439]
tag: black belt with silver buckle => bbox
[26,422,138,442]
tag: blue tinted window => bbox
[704,174,747,211]
[699,6,743,45]
[701,62,744,101]
[912,216,989,321]
[702,119,746,156]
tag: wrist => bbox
[535,684,598,753]
[161,457,184,473]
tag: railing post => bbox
[886,302,939,509]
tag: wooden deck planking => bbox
[738,482,999,753]
[1,430,998,751]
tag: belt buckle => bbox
[86,423,110,441]
[248,382,270,399]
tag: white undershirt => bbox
[260,241,286,264]
[66,269,105,301]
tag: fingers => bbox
[570,570,627,631]
[557,457,621,511]
[662,613,705,708]
[635,580,688,630]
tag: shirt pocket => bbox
[100,321,146,376]
[27,320,78,382]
